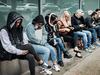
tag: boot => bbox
[63,51,72,58]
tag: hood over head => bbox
[45,13,56,26]
[6,11,23,31]
[32,15,45,25]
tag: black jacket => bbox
[71,14,87,32]
[85,15,94,28]
[0,12,23,60]
[45,23,60,41]
[45,14,60,45]
[95,17,100,25]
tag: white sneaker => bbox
[52,64,60,72]
[39,62,52,70]
[40,69,53,75]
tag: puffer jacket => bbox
[45,13,60,42]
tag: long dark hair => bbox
[11,19,23,43]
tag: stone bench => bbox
[0,41,72,75]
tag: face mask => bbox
[53,21,57,25]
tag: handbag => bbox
[78,38,84,49]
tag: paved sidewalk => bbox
[63,47,100,75]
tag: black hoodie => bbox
[0,12,23,60]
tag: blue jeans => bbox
[31,44,57,64]
[52,38,66,61]
[93,26,100,39]
[88,28,96,42]
[74,30,92,49]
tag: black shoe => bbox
[58,61,64,67]
[63,51,72,58]
[75,54,82,58]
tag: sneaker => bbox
[83,48,92,53]
[88,45,95,50]
[40,69,53,75]
[52,64,60,72]
[93,42,100,46]
[39,62,52,70]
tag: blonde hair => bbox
[59,11,71,27]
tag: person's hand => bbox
[40,43,43,45]
[65,28,70,32]
[22,50,28,55]
[93,24,96,27]
[79,24,84,28]
[70,27,74,30]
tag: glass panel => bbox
[81,0,99,18]
[0,0,38,31]
[42,0,79,19]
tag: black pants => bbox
[11,44,40,75]
[62,32,78,47]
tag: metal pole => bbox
[79,0,81,9]
[38,0,42,15]
[99,0,100,8]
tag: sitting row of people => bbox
[0,8,100,75]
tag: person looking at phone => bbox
[0,12,53,75]
[86,12,100,45]
[71,9,95,53]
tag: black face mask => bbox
[53,21,57,25]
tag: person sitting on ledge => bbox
[0,11,52,75]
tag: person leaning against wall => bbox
[0,11,53,75]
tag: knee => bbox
[27,54,35,60]
[57,38,62,43]
[82,33,87,37]
[26,44,33,49]
[92,29,96,33]
[44,48,50,54]
[74,33,78,37]
[27,44,33,48]
[88,31,92,37]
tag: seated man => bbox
[26,15,60,72]
[95,9,100,40]
[71,9,95,53]
[85,12,100,46]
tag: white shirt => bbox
[0,29,28,55]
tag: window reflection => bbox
[0,0,38,30]
[0,0,99,30]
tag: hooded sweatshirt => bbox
[45,13,60,41]
[26,15,48,46]
[0,12,28,60]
